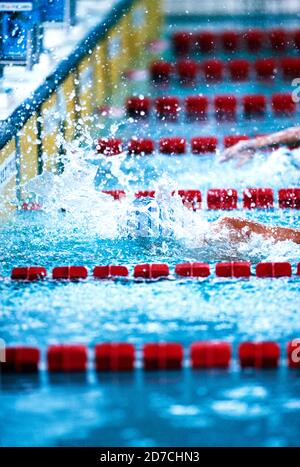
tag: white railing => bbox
[164,0,300,15]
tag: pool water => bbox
[1,16,300,447]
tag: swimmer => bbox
[218,125,300,244]
[214,216,300,244]
[220,126,300,166]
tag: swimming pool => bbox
[1,14,300,447]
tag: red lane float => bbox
[11,266,47,281]
[269,28,288,51]
[126,96,151,118]
[278,188,300,209]
[272,93,296,115]
[243,188,274,209]
[216,262,251,278]
[2,347,40,372]
[143,343,183,370]
[191,136,217,154]
[93,265,129,279]
[244,29,264,52]
[135,190,155,198]
[128,138,154,155]
[190,342,231,368]
[202,59,223,81]
[185,96,208,120]
[102,190,126,200]
[134,263,169,279]
[47,345,88,372]
[207,189,238,210]
[95,343,135,371]
[97,138,122,156]
[159,137,186,154]
[214,95,237,120]
[196,31,216,53]
[255,58,277,80]
[175,262,210,277]
[221,31,239,52]
[280,57,300,80]
[150,61,172,83]
[155,96,180,120]
[243,95,266,116]
[176,59,198,84]
[172,31,192,56]
[256,262,292,278]
[21,202,42,211]
[287,340,300,368]
[228,59,249,81]
[223,135,249,148]
[174,190,202,211]
[52,266,88,280]
[238,342,280,369]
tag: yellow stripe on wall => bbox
[41,93,60,172]
[0,139,17,213]
[94,41,107,108]
[62,72,77,142]
[78,55,94,125]
[19,114,39,191]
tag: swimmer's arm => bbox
[217,217,300,244]
[220,126,300,164]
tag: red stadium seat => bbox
[202,59,223,81]
[220,31,239,52]
[269,29,288,51]
[243,95,266,117]
[272,93,296,115]
[228,59,250,81]
[126,96,151,118]
[185,95,209,120]
[196,31,216,53]
[150,61,173,83]
[155,96,180,120]
[172,31,192,56]
[214,95,237,120]
[287,340,300,368]
[280,57,300,80]
[176,59,198,84]
[294,29,300,52]
[255,58,277,80]
[243,29,264,52]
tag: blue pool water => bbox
[1,16,300,447]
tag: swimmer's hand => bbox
[219,139,257,167]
